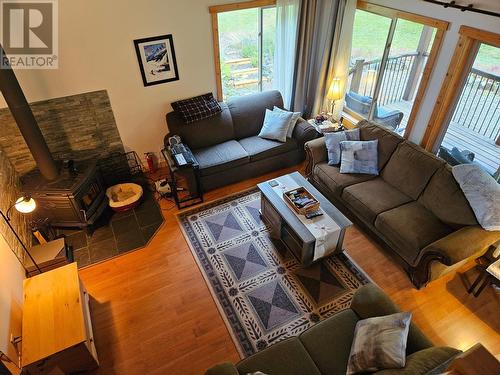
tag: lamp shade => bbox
[327,78,342,101]
[14,196,36,214]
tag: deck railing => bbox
[451,68,500,143]
[349,53,427,106]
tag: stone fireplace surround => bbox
[0,90,126,258]
[0,90,124,176]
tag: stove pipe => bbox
[0,44,58,180]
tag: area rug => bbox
[177,188,370,357]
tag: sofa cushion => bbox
[346,312,412,374]
[325,128,360,165]
[375,347,460,375]
[375,202,453,266]
[239,136,298,162]
[358,120,404,169]
[228,90,284,140]
[193,140,249,177]
[314,162,376,197]
[340,140,379,175]
[166,102,235,150]
[258,109,294,142]
[342,178,413,224]
[171,92,222,124]
[381,142,444,200]
[299,309,359,375]
[419,165,478,229]
[236,338,322,375]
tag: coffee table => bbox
[257,172,352,266]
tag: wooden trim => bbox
[209,0,276,14]
[459,25,500,47]
[357,1,449,30]
[211,13,223,101]
[421,26,500,151]
[403,28,445,138]
[421,35,477,150]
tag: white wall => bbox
[0,0,246,161]
[0,0,499,160]
[366,0,500,144]
[0,234,24,368]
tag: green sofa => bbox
[205,285,459,375]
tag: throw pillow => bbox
[171,93,222,124]
[258,109,294,143]
[346,312,412,375]
[339,140,379,175]
[452,164,500,231]
[324,128,360,166]
[273,106,301,138]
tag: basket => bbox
[283,187,320,215]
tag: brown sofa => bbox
[305,120,500,288]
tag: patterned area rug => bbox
[177,188,370,357]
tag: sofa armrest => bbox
[204,363,239,375]
[374,347,461,375]
[292,118,318,148]
[351,285,433,354]
[304,137,327,178]
[418,226,500,266]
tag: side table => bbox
[161,147,204,209]
[307,119,344,136]
[467,257,500,297]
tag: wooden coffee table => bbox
[257,172,352,266]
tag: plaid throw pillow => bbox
[171,93,222,124]
[347,312,412,374]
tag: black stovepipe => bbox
[0,43,59,181]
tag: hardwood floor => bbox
[79,164,499,375]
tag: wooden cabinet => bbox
[22,263,99,374]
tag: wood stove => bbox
[21,160,108,228]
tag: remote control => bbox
[305,210,323,219]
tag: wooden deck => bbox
[385,100,499,174]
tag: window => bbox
[424,28,500,178]
[210,1,277,101]
[344,3,447,137]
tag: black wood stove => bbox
[21,161,108,228]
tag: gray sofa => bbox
[165,91,318,190]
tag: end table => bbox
[161,147,203,209]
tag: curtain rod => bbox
[422,0,500,18]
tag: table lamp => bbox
[0,195,41,273]
[327,78,342,120]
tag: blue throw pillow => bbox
[325,128,360,166]
[273,106,301,138]
[258,109,294,143]
[339,140,379,175]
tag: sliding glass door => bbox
[436,43,499,177]
[345,6,439,135]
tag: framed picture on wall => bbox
[134,34,179,87]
